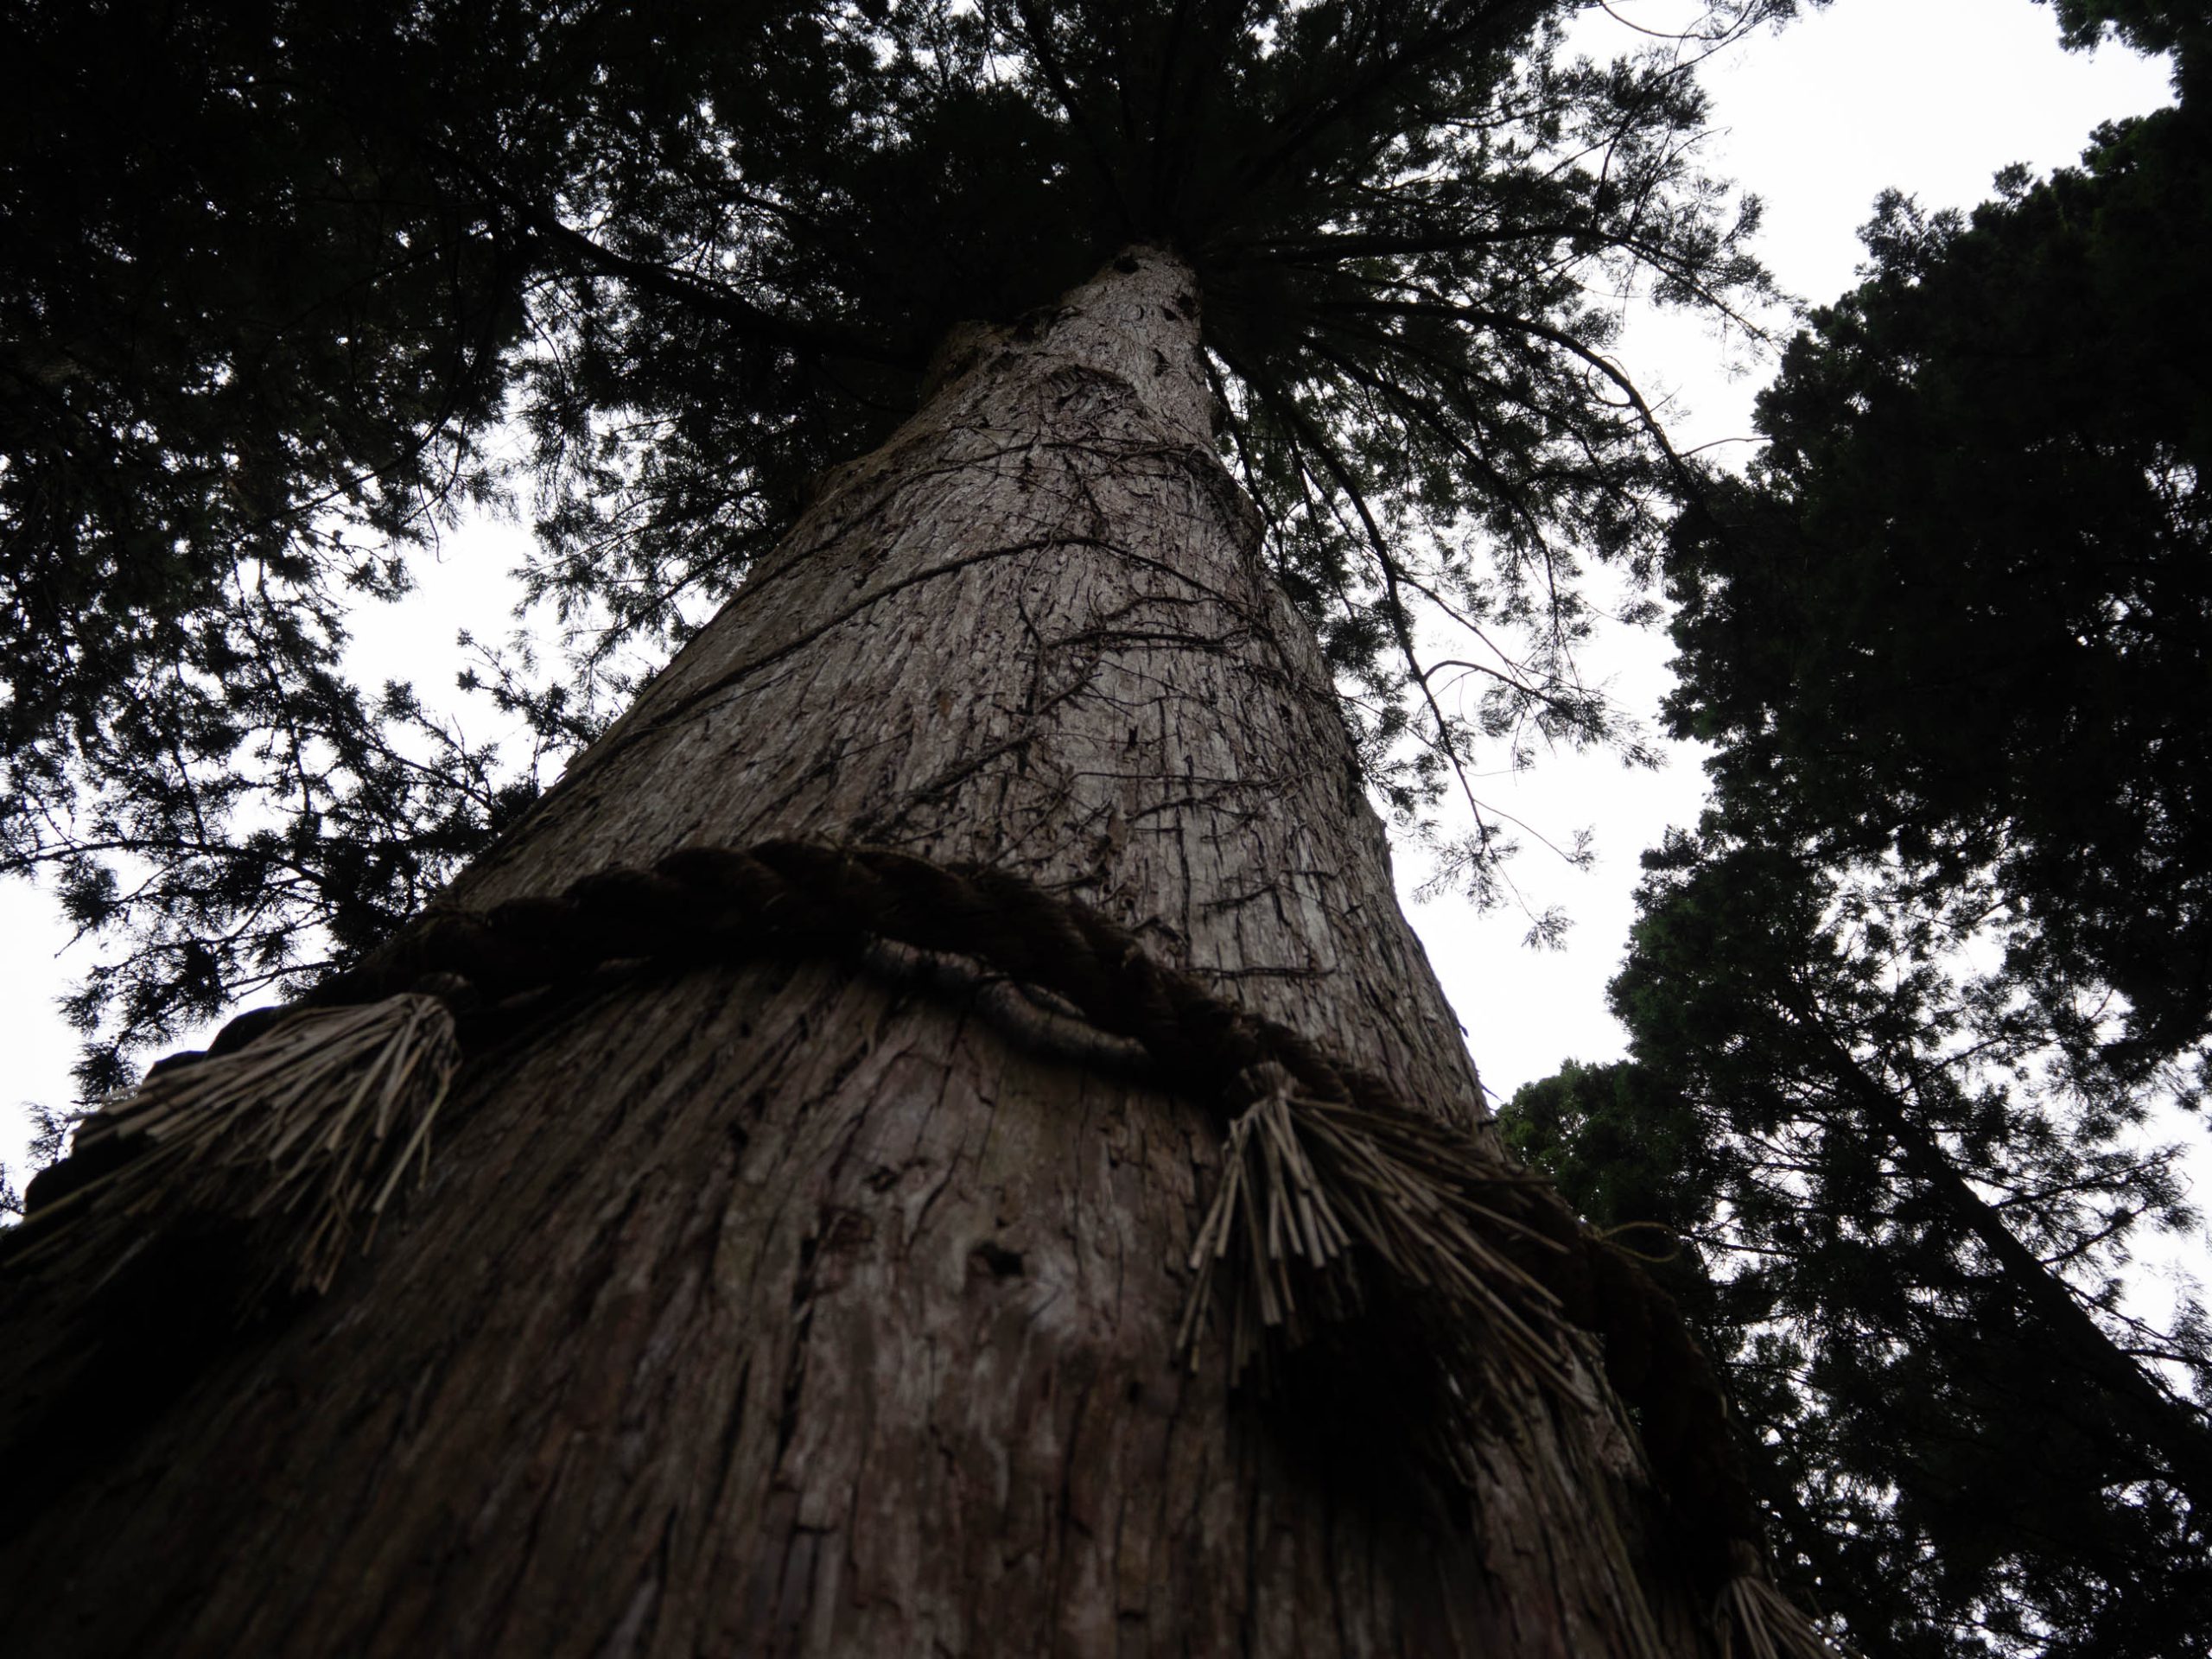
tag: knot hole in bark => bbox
[968,1239,1026,1280]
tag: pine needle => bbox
[11,995,461,1302]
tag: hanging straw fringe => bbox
[1719,1571,1854,1659]
[1178,1068,1847,1659]
[6,842,1845,1649]
[12,995,460,1302]
[1175,1065,1579,1401]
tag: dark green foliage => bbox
[1513,17,2212,1648]
[1501,1057,1719,1257]
[1511,836,2212,1657]
[0,0,694,1085]
[3,0,1799,1086]
[1666,94,2212,1062]
[2039,0,2209,68]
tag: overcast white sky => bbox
[0,0,2182,1188]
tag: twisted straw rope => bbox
[19,838,1818,1639]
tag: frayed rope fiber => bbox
[12,839,1839,1653]
[1719,1558,1859,1659]
[1175,1065,1575,1400]
[11,995,459,1302]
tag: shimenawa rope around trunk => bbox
[10,838,1842,1657]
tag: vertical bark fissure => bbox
[1,248,1713,1656]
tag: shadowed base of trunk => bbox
[2,962,1695,1656]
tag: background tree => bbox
[0,3,1833,1654]
[1663,13,2212,1062]
[0,0,664,1089]
[2037,0,2209,74]
[1511,6,2212,1652]
[1510,835,2211,1657]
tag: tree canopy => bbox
[1510,8,2212,1651]
[1510,835,2212,1656]
[2,0,1801,1090]
[1664,75,2212,1063]
[2037,0,2209,71]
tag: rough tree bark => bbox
[1,250,1713,1656]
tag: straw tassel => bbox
[11,994,461,1302]
[1718,1569,1853,1659]
[1179,1070,1847,1659]
[0,843,1849,1651]
[1176,1065,1576,1400]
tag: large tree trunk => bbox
[1,250,1709,1656]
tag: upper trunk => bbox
[0,250,1715,1657]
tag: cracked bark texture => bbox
[0,250,1713,1657]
